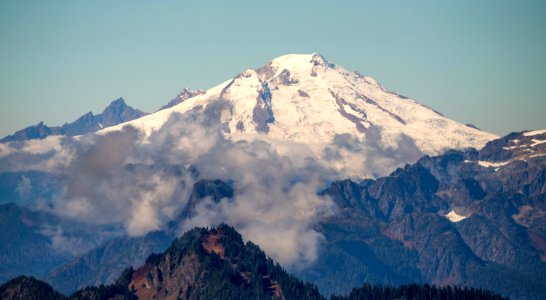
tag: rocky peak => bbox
[159,88,206,111]
[99,98,146,127]
[100,97,129,116]
[106,97,127,108]
[0,121,58,143]
[310,53,334,68]
[178,88,205,100]
[127,225,323,300]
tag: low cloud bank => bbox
[0,99,424,267]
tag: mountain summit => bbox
[99,53,497,177]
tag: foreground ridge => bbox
[0,225,509,300]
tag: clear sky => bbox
[1,0,545,137]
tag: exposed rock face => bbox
[253,82,274,132]
[159,88,206,111]
[1,98,147,142]
[130,253,200,300]
[271,69,299,85]
[0,122,60,142]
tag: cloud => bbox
[15,175,32,198]
[180,135,334,267]
[0,99,422,269]
[56,100,334,267]
[333,133,362,152]
[0,149,58,173]
[39,225,93,256]
[143,102,334,267]
[53,126,194,236]
[362,126,424,177]
[321,127,424,178]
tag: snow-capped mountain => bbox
[0,53,497,179]
[99,53,496,177]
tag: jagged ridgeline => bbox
[0,98,147,143]
[0,225,508,300]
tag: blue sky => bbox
[1,0,545,137]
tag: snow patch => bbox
[445,210,468,222]
[523,129,546,137]
[465,159,511,171]
[477,160,510,168]
[530,139,546,147]
[503,146,518,150]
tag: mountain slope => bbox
[301,129,546,299]
[0,203,70,283]
[45,231,171,295]
[1,98,147,142]
[0,203,119,284]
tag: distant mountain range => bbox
[0,88,206,143]
[0,98,147,142]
